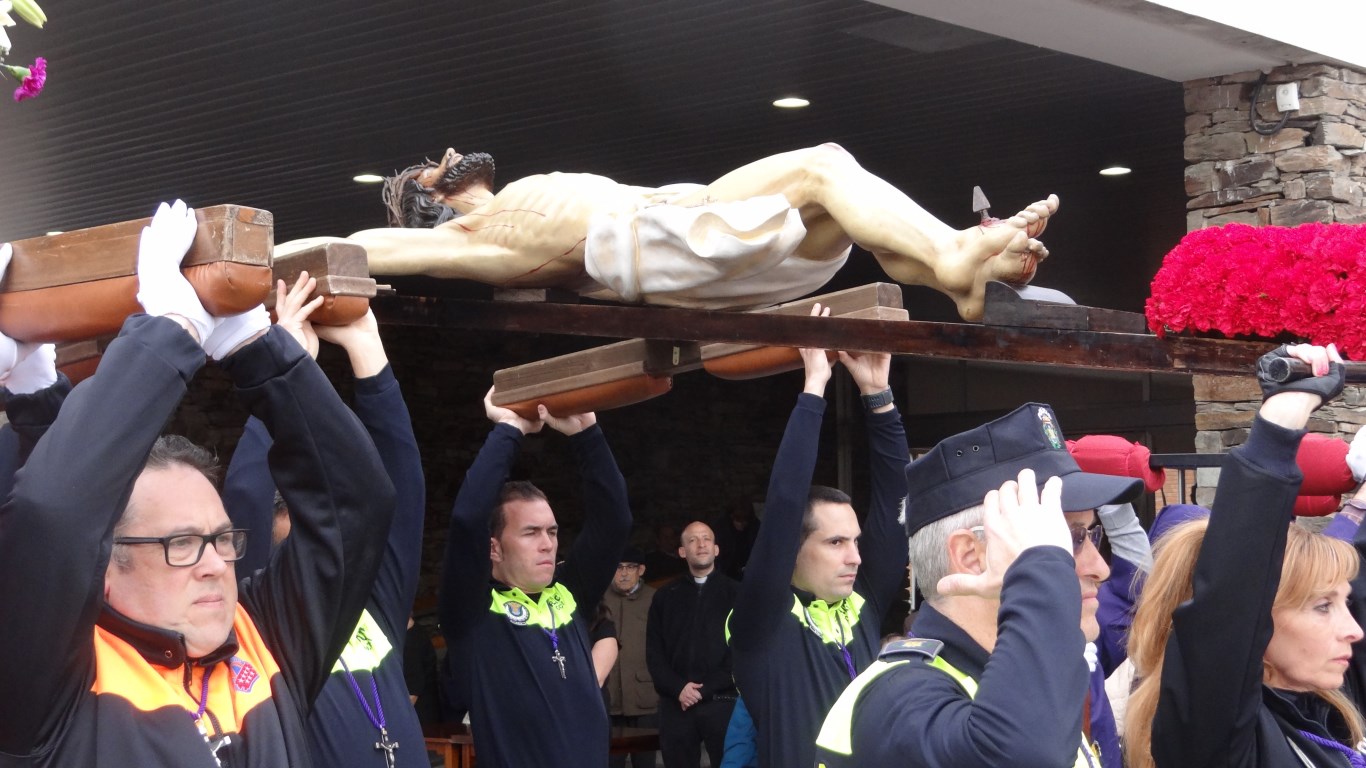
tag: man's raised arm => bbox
[230,275,396,705]
[731,322,833,651]
[547,407,631,609]
[439,388,542,642]
[838,349,910,618]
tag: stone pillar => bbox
[1192,375,1366,506]
[1184,63,1366,232]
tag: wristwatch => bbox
[860,388,894,410]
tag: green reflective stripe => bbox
[791,593,866,646]
[724,609,732,645]
[815,659,909,756]
[331,609,392,674]
[487,582,578,629]
[815,649,1092,767]
[927,655,977,697]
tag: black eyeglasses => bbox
[969,521,1105,556]
[113,529,249,567]
[1069,522,1105,555]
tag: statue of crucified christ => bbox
[282,143,1057,321]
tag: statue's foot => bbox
[934,194,1058,321]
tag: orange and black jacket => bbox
[0,315,395,768]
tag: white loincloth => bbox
[582,186,850,310]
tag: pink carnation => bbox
[13,56,45,102]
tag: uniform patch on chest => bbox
[229,656,259,693]
[504,601,530,625]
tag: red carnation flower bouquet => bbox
[1146,223,1366,359]
[0,0,48,102]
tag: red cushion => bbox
[1296,433,1354,496]
[1065,435,1165,493]
[1293,495,1340,517]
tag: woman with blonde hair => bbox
[1126,343,1366,768]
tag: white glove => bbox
[1084,642,1099,673]
[135,200,216,343]
[1349,428,1366,485]
[5,343,56,394]
[202,305,270,361]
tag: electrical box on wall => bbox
[1276,83,1300,112]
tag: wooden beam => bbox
[1,205,274,342]
[491,339,701,407]
[698,283,906,362]
[488,284,907,414]
[372,295,1274,377]
[266,242,387,326]
[6,205,272,291]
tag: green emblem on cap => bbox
[1036,407,1063,449]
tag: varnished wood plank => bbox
[268,242,379,298]
[373,295,1274,377]
[491,339,701,405]
[5,205,272,292]
[489,284,905,406]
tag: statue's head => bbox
[383,149,496,228]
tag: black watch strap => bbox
[861,388,894,410]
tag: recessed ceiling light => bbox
[1099,166,1131,176]
[45,231,63,236]
[353,174,385,184]
[773,97,810,109]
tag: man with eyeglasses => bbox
[0,201,395,768]
[815,403,1141,768]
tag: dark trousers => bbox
[610,713,659,768]
[659,697,736,768]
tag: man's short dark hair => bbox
[801,485,853,542]
[490,481,548,539]
[143,434,220,488]
[111,435,221,567]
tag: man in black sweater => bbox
[729,306,910,768]
[439,389,631,768]
[647,521,740,768]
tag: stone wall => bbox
[1192,374,1366,506]
[1184,63,1366,231]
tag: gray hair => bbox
[908,504,985,603]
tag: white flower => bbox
[10,0,43,28]
[0,2,15,28]
[0,25,10,58]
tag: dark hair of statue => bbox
[383,166,458,228]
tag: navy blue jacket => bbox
[224,364,426,768]
[439,423,630,768]
[729,394,909,768]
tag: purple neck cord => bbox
[1299,730,1366,768]
[339,656,387,731]
[189,665,212,722]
